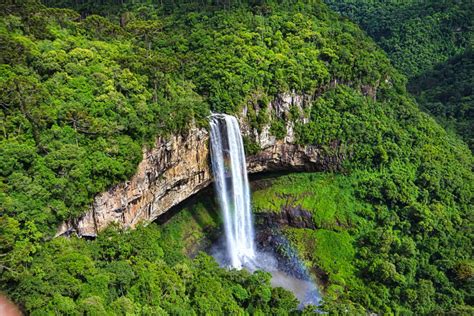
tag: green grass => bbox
[163,173,362,297]
[283,227,356,303]
[252,173,367,230]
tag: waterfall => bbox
[210,113,256,269]
[209,114,321,306]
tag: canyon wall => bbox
[57,93,347,237]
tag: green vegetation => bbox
[9,224,300,314]
[252,174,367,309]
[0,0,472,314]
[253,172,473,314]
[0,0,208,237]
[0,0,396,237]
[253,173,364,229]
[409,49,473,149]
[157,193,220,259]
[324,0,474,149]
[324,0,472,78]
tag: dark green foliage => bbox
[324,0,474,149]
[409,49,474,150]
[6,223,298,314]
[324,0,472,78]
[270,120,287,140]
[242,135,261,156]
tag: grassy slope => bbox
[157,193,221,258]
[253,173,365,230]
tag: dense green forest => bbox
[410,49,473,150]
[7,200,305,314]
[1,0,472,314]
[324,0,473,149]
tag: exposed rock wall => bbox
[57,94,347,237]
[57,128,212,237]
[247,140,345,173]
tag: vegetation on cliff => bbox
[0,0,396,270]
[0,0,472,314]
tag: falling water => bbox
[210,113,256,268]
[209,113,321,307]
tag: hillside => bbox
[410,49,473,149]
[324,0,474,149]
[0,0,472,314]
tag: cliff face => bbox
[57,127,211,236]
[57,94,347,237]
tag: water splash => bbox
[209,113,256,268]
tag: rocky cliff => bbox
[57,93,347,237]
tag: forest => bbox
[0,0,472,314]
[325,0,473,149]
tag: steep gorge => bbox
[57,94,347,237]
